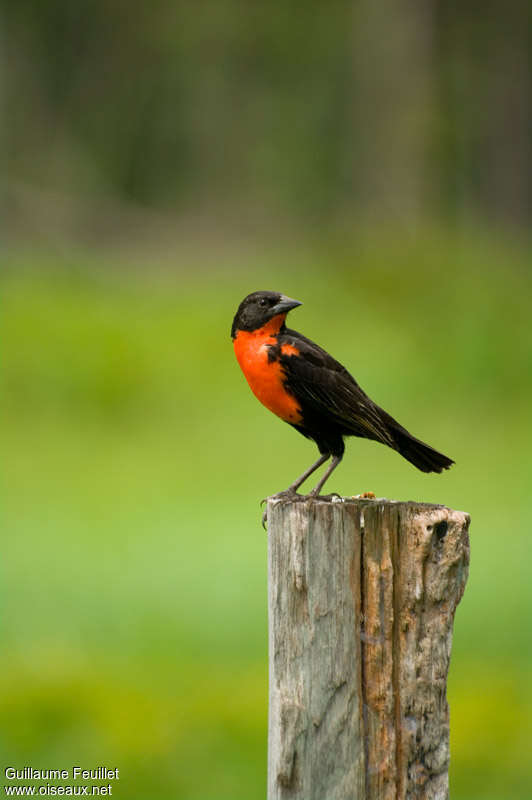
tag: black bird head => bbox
[231,291,302,338]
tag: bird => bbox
[231,290,454,501]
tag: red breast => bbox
[233,315,303,425]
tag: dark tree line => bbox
[5,0,532,232]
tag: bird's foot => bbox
[260,489,300,529]
[307,489,343,500]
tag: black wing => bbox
[278,329,395,447]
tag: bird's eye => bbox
[258,298,268,307]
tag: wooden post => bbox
[267,496,470,800]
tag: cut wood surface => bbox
[267,496,470,800]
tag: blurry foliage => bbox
[2,231,532,798]
[4,0,532,235]
[3,0,532,796]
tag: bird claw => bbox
[260,489,300,529]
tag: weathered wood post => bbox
[267,496,470,800]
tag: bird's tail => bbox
[388,421,454,473]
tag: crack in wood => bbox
[359,510,370,798]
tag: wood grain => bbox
[267,497,470,800]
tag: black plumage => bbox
[232,291,454,497]
[277,327,452,473]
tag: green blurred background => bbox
[3,2,532,798]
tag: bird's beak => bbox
[272,295,303,315]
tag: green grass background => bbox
[3,229,532,798]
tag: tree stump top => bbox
[268,493,469,514]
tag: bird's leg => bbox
[262,453,330,504]
[261,453,330,529]
[308,455,343,497]
[285,452,330,493]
